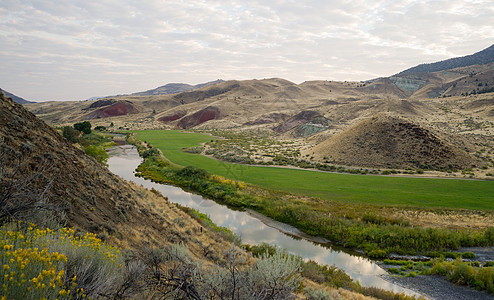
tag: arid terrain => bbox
[3,44,494,300]
[23,53,494,178]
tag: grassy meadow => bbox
[132,130,494,211]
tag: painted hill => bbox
[310,114,477,170]
[399,44,494,75]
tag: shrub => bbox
[462,252,476,259]
[430,259,494,294]
[94,125,106,131]
[62,126,79,143]
[177,166,209,180]
[300,260,352,288]
[0,222,124,299]
[304,287,333,300]
[148,243,302,299]
[84,145,109,166]
[141,147,160,158]
[368,249,388,259]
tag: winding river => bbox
[107,144,419,296]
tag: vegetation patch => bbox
[0,221,122,299]
[383,258,494,294]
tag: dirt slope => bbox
[310,114,477,169]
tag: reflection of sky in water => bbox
[108,145,417,295]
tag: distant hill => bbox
[131,79,224,96]
[399,44,494,75]
[1,89,33,104]
[87,80,225,100]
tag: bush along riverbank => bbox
[129,136,494,258]
[382,257,494,295]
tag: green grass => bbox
[132,130,494,210]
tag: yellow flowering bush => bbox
[1,222,123,299]
[210,175,246,189]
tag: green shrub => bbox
[94,125,106,131]
[430,259,494,294]
[462,252,476,259]
[142,147,160,158]
[62,126,79,143]
[177,166,209,180]
[84,145,109,165]
[484,261,494,267]
[300,260,353,288]
[368,249,388,259]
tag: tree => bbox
[62,126,79,143]
[74,121,92,134]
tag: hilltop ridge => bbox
[399,44,494,75]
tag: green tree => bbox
[74,121,92,134]
[84,145,108,166]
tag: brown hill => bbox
[310,114,476,170]
[0,92,232,255]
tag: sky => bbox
[1,1,494,102]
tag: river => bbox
[107,144,419,296]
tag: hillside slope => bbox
[310,114,477,169]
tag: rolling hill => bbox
[399,44,494,75]
[309,114,476,169]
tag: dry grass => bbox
[390,208,494,230]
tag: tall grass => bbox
[429,259,494,294]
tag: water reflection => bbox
[108,145,416,295]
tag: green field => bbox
[133,130,494,210]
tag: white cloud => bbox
[0,0,493,101]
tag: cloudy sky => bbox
[1,0,493,101]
